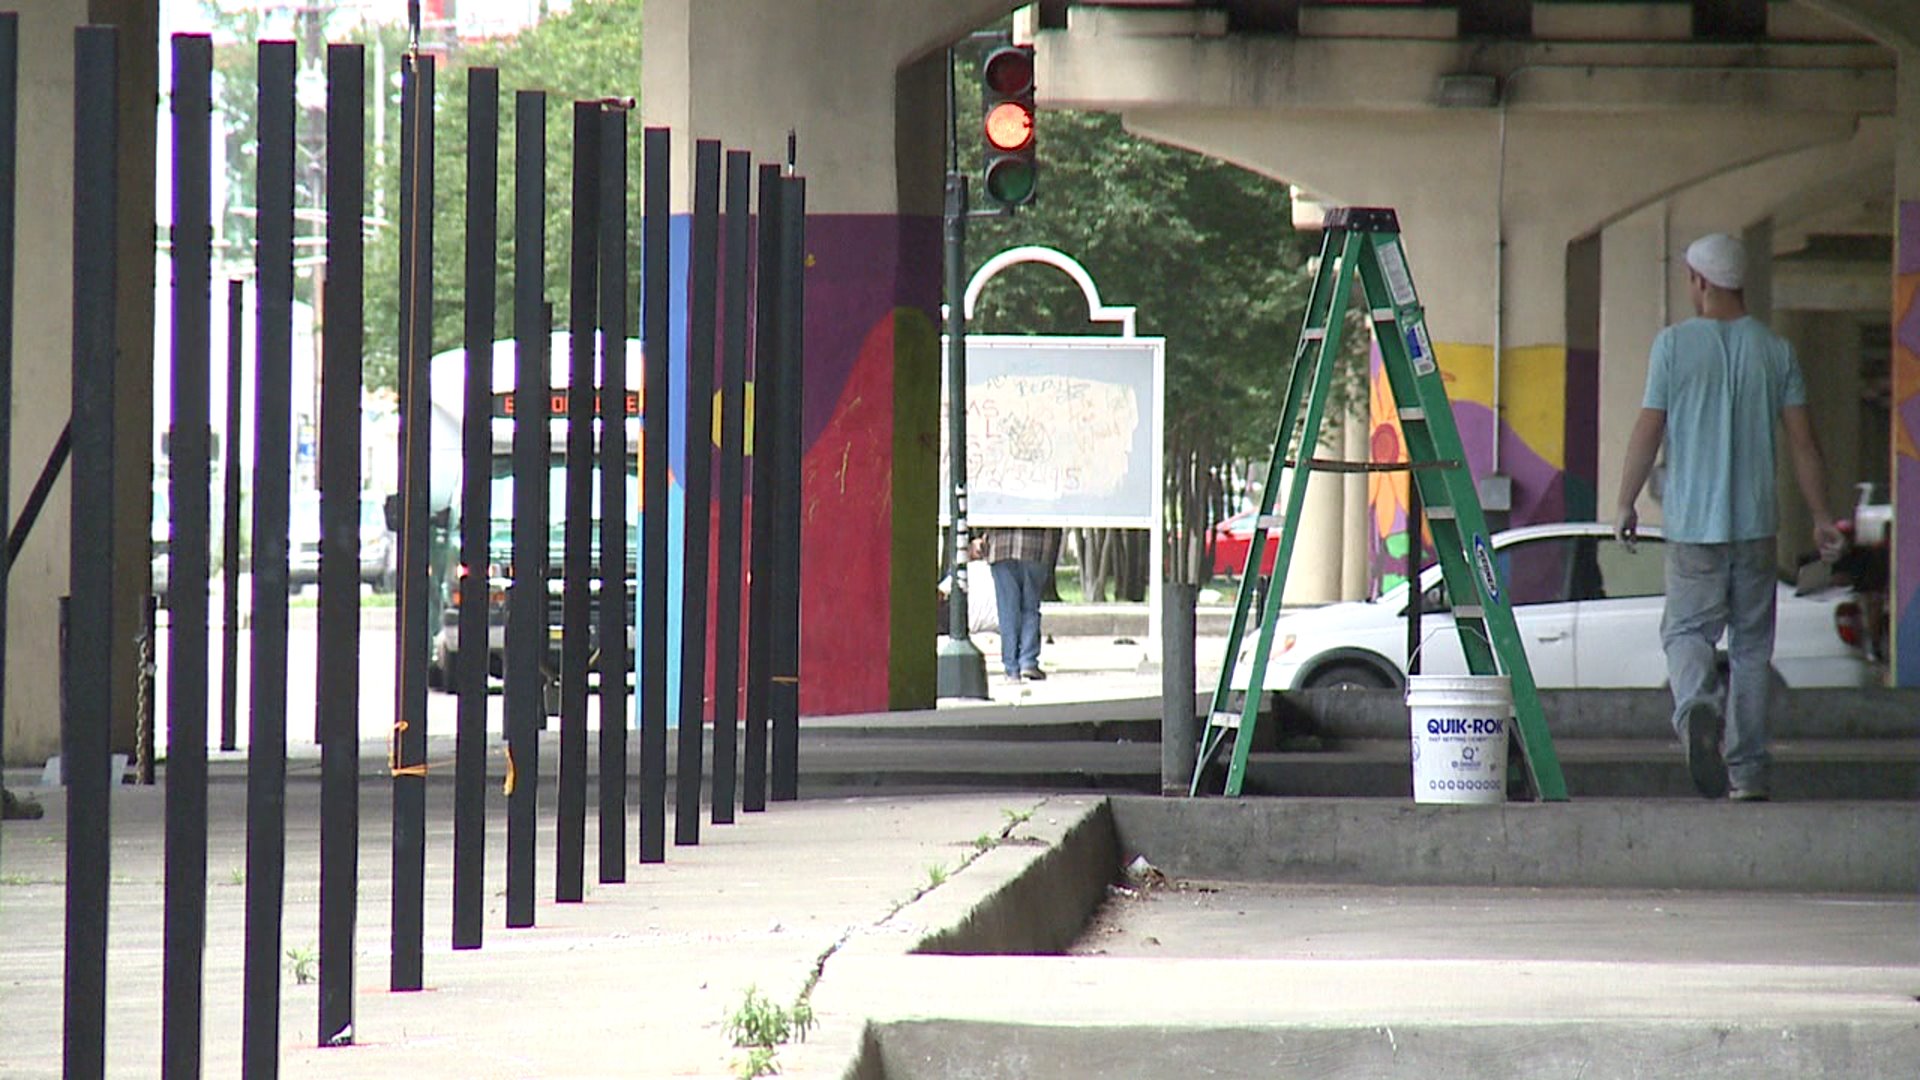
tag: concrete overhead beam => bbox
[1802,0,1920,49]
[1039,34,1893,116]
[1774,260,1893,311]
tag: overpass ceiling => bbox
[1042,3,1893,115]
[1075,1,1888,45]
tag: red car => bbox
[1209,508,1283,579]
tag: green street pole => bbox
[937,168,988,699]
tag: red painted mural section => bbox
[796,317,897,715]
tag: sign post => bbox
[947,246,1166,650]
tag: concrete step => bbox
[1240,737,1920,801]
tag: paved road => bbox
[149,604,1221,759]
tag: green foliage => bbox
[725,986,814,1077]
[964,97,1332,464]
[924,862,950,889]
[206,1,647,393]
[1000,807,1033,829]
[286,944,317,985]
[734,1046,779,1079]
[956,45,1370,581]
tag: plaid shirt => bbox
[983,527,1051,564]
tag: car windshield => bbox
[486,460,640,553]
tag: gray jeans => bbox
[1662,538,1777,792]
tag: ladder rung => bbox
[1254,514,1284,530]
[1303,327,1326,342]
[1399,406,1426,422]
[1370,308,1396,322]
[1425,505,1456,521]
[1209,711,1242,731]
[1454,604,1484,620]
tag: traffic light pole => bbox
[937,170,988,699]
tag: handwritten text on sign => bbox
[968,374,1139,501]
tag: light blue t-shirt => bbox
[1642,315,1806,543]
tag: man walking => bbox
[976,527,1052,681]
[1615,232,1841,801]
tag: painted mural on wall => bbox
[1891,201,1920,687]
[665,213,940,722]
[1368,340,1570,592]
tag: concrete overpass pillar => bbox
[1598,204,1670,529]
[1129,105,1854,587]
[4,1,155,766]
[1891,48,1920,686]
[642,0,1012,712]
[1805,0,1920,685]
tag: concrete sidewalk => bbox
[0,777,1054,1078]
[4,780,1917,1078]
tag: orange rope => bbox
[389,50,432,781]
[388,718,429,777]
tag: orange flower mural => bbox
[1368,362,1410,541]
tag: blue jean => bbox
[1662,538,1777,793]
[990,558,1046,676]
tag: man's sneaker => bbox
[1681,700,1729,799]
[1021,667,1047,682]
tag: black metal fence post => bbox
[710,150,751,826]
[318,41,365,1046]
[770,173,806,803]
[163,31,213,1078]
[742,163,782,814]
[506,89,548,927]
[454,65,498,951]
[244,37,296,1079]
[65,26,118,1078]
[0,11,14,867]
[221,280,243,753]
[639,126,670,862]
[391,49,434,995]
[676,139,720,844]
[596,103,631,882]
[558,101,599,901]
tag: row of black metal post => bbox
[14,23,810,1076]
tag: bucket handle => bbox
[1407,621,1495,673]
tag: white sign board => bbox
[942,335,1164,528]
[946,245,1168,647]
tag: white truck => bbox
[423,332,642,690]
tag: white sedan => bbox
[1231,522,1875,691]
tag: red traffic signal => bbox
[984,101,1033,152]
[979,44,1037,208]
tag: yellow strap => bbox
[388,719,429,778]
[503,745,517,797]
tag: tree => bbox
[962,65,1367,588]
[362,0,648,394]
[206,0,648,394]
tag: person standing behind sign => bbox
[1614,232,1842,802]
[973,527,1053,681]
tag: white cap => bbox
[1685,233,1746,291]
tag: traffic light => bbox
[980,44,1037,208]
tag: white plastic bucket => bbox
[1406,674,1511,805]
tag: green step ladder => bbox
[1191,207,1568,802]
